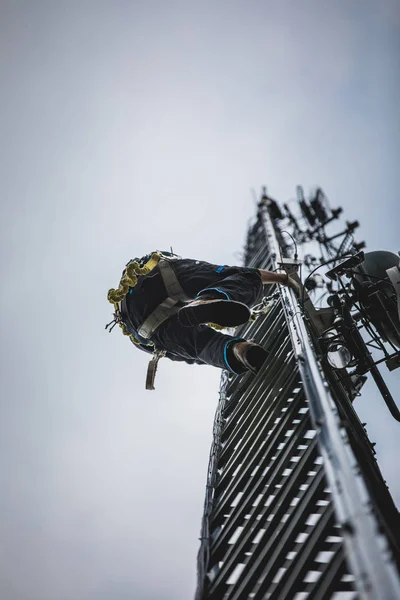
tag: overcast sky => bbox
[1,1,399,599]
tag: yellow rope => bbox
[107,252,161,304]
[107,252,161,345]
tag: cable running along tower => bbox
[195,187,400,600]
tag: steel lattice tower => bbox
[195,193,400,600]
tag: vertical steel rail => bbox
[263,206,400,600]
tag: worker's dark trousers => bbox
[151,259,264,374]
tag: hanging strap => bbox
[146,350,167,390]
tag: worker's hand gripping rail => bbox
[263,209,400,600]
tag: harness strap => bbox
[145,350,167,390]
[137,259,188,339]
[158,259,185,300]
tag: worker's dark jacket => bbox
[124,256,264,374]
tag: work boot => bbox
[233,341,269,374]
[178,297,250,328]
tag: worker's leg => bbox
[172,259,292,306]
[151,314,268,374]
[171,259,264,327]
[171,259,265,306]
[194,268,292,301]
[172,259,272,328]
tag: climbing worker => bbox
[106,251,299,388]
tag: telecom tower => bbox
[195,188,400,600]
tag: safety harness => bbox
[107,251,189,389]
[107,251,281,390]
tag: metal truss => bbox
[195,205,400,600]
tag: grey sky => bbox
[1,1,399,599]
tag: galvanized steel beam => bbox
[196,206,400,600]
